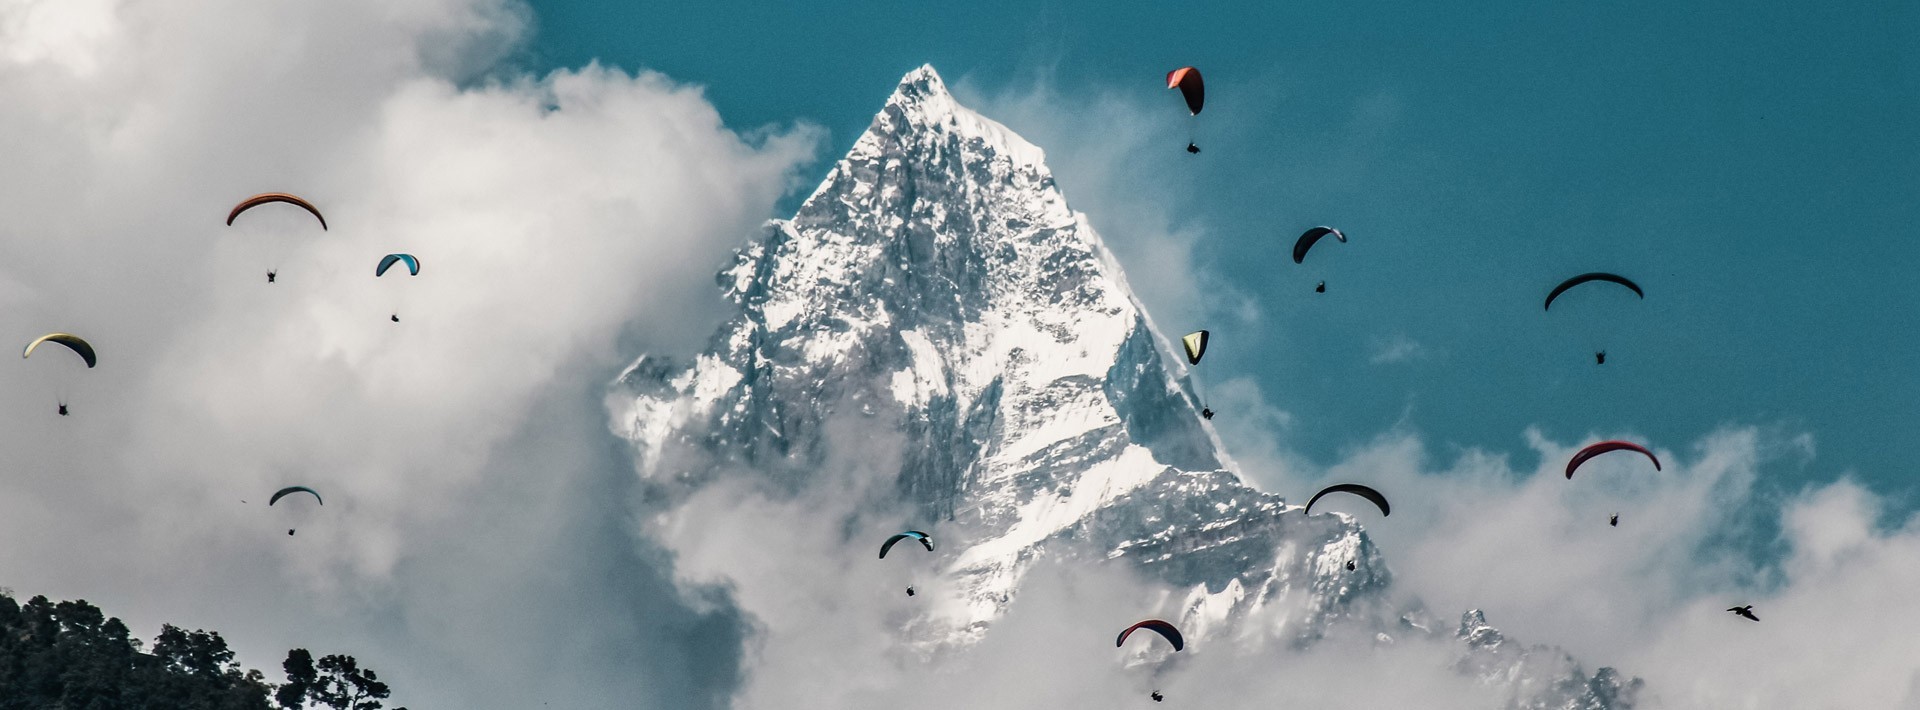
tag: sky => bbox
[0,0,1917,708]
[525,0,1920,508]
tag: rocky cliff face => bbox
[610,65,1637,708]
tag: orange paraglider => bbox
[227,193,327,230]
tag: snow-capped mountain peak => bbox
[612,65,1638,709]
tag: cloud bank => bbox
[0,0,815,706]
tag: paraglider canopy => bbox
[1181,331,1209,366]
[1304,483,1391,517]
[23,333,96,368]
[1165,67,1204,115]
[268,486,323,506]
[879,530,934,559]
[1544,273,1642,311]
[376,253,420,277]
[1565,441,1661,479]
[1116,619,1184,652]
[1292,227,1347,264]
[227,193,327,230]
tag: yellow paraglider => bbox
[23,333,95,368]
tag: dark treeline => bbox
[0,589,403,709]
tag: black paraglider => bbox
[391,314,400,323]
[1185,143,1199,154]
[1292,227,1348,264]
[1201,407,1214,420]
[1315,281,1326,293]
[906,586,916,597]
[879,531,934,559]
[57,404,67,416]
[1543,272,1643,311]
[1610,514,1619,527]
[1151,690,1164,702]
[1595,351,1606,365]
[1346,559,1356,571]
[267,271,276,284]
[1304,483,1391,517]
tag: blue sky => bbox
[526,0,1920,508]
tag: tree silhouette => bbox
[0,588,405,709]
[278,648,406,710]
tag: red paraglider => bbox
[1116,619,1184,652]
[1565,441,1661,479]
[1165,67,1204,153]
[1165,67,1204,115]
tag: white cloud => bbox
[0,0,816,706]
[1369,332,1427,364]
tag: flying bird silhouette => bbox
[1727,605,1759,622]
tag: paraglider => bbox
[269,486,322,506]
[1182,330,1212,417]
[229,193,325,282]
[1292,227,1347,264]
[1182,331,1209,366]
[1295,227,1348,292]
[1346,559,1356,571]
[1118,619,1182,702]
[376,253,420,322]
[1546,273,1642,364]
[23,333,96,368]
[24,333,96,416]
[1543,273,1642,311]
[1116,619,1184,652]
[1304,483,1391,517]
[878,530,933,559]
[1728,605,1759,622]
[375,253,420,277]
[881,531,934,598]
[227,193,326,230]
[270,486,322,536]
[1565,441,1661,479]
[1165,67,1203,153]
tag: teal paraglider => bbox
[375,254,420,277]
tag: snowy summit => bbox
[611,65,1636,708]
